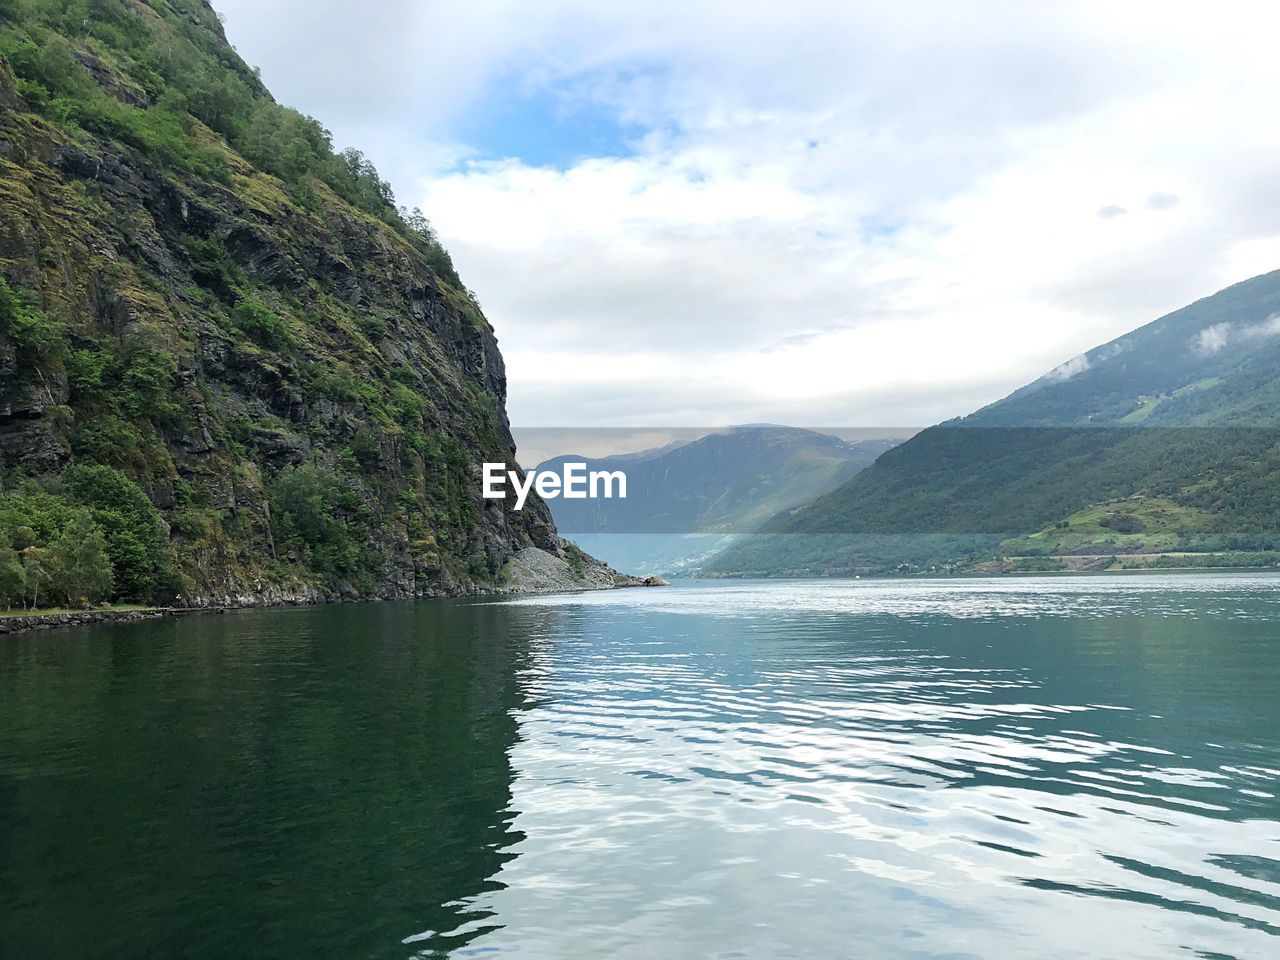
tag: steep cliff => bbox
[0,0,627,604]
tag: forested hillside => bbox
[711,271,1280,576]
[0,0,616,607]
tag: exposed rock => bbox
[0,20,634,608]
[71,47,151,108]
[0,608,178,635]
[502,542,648,594]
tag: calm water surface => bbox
[1,574,1279,958]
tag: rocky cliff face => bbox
[0,0,628,603]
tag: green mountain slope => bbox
[537,426,898,575]
[973,269,1280,428]
[0,0,616,605]
[539,426,896,535]
[711,271,1280,576]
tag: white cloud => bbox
[1047,354,1091,381]
[1194,322,1232,356]
[216,0,1280,427]
[1193,314,1280,356]
[1249,316,1280,339]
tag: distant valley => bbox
[534,426,902,574]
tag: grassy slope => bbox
[1000,498,1216,556]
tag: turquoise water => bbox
[1,574,1278,958]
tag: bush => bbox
[66,348,119,401]
[231,294,293,350]
[110,328,182,424]
[1100,514,1144,534]
[0,276,66,363]
[270,464,378,583]
[71,416,141,465]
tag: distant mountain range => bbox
[710,269,1280,576]
[535,426,901,574]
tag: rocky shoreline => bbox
[174,545,665,608]
[0,607,189,635]
[0,554,668,636]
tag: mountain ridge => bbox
[536,425,899,574]
[709,270,1280,577]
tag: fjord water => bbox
[1,576,1278,958]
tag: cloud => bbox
[1145,191,1181,210]
[1041,343,1123,381]
[1194,322,1231,355]
[1046,354,1091,380]
[216,0,1280,428]
[1249,315,1280,338]
[1193,314,1280,355]
[1097,192,1178,220]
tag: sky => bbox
[216,0,1280,429]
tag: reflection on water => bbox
[0,601,551,958]
[1,574,1279,958]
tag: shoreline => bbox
[9,565,1265,636]
[0,606,198,635]
[695,563,1280,582]
[0,574,669,637]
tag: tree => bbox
[0,533,26,610]
[49,512,114,607]
[20,546,52,610]
[62,464,177,602]
[398,207,462,287]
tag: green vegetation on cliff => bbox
[0,0,563,603]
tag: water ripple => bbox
[455,575,1280,958]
